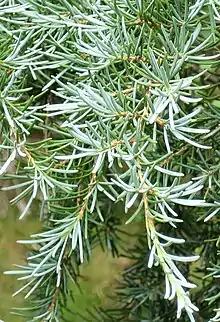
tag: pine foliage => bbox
[0,0,220,321]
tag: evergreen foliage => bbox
[0,0,220,321]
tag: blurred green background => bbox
[0,193,138,322]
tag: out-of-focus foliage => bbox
[0,0,220,321]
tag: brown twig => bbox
[78,173,96,219]
[48,288,59,312]
[122,55,146,62]
[112,87,134,97]
[160,146,188,167]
